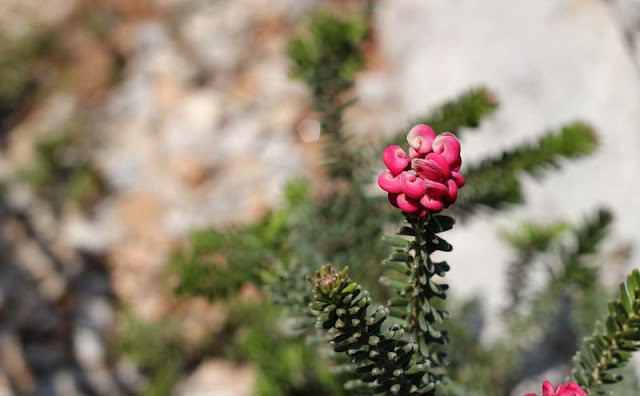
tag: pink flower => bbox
[379,124,464,216]
[524,381,588,396]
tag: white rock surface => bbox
[377,0,640,338]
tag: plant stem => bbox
[411,215,426,356]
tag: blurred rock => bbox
[608,0,640,65]
[115,359,146,394]
[173,360,255,396]
[61,29,115,98]
[6,93,76,170]
[74,326,105,368]
[23,342,66,373]
[0,369,13,396]
[95,0,159,19]
[0,332,34,394]
[15,241,66,301]
[1,0,318,394]
[176,299,227,348]
[0,0,77,37]
[50,371,83,396]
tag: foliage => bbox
[382,87,498,150]
[289,12,366,107]
[171,175,394,303]
[116,299,344,396]
[265,260,317,332]
[504,209,611,313]
[289,11,367,179]
[501,220,572,308]
[453,122,598,217]
[115,311,186,396]
[225,300,346,396]
[444,209,623,396]
[381,215,455,366]
[170,208,293,300]
[308,205,458,394]
[0,30,53,111]
[310,265,439,395]
[571,269,640,394]
[20,121,104,207]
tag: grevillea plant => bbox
[310,124,465,394]
[132,5,638,396]
[308,124,640,396]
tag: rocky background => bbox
[1,0,640,395]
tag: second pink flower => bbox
[378,124,465,216]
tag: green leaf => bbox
[571,269,640,393]
[382,235,410,248]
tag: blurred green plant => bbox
[20,120,103,207]
[0,31,52,104]
[115,311,186,396]
[382,87,498,150]
[116,299,345,396]
[571,269,640,394]
[170,178,312,300]
[0,30,54,134]
[226,300,346,396]
[289,11,367,179]
[452,122,598,218]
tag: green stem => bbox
[411,216,426,355]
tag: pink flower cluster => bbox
[378,124,465,216]
[524,381,587,396]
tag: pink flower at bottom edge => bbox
[524,381,587,396]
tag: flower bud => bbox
[420,194,444,212]
[407,124,435,154]
[397,194,420,213]
[378,171,402,194]
[383,145,410,176]
[451,171,465,188]
[432,132,462,170]
[400,172,427,199]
